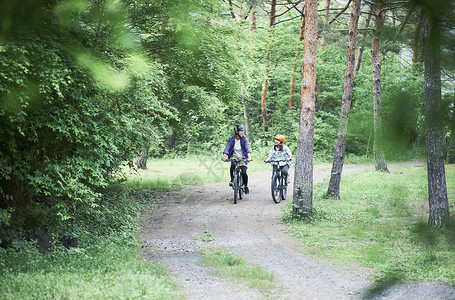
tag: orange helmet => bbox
[274,134,285,143]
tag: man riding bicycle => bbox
[264,134,293,184]
[221,124,252,194]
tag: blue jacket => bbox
[223,135,251,160]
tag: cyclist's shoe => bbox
[245,187,249,194]
[229,181,233,187]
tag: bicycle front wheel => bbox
[238,174,244,200]
[281,177,287,201]
[233,173,238,204]
[271,174,281,204]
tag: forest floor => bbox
[139,162,455,299]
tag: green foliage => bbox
[153,13,252,154]
[283,164,455,284]
[314,111,338,160]
[1,0,451,259]
[0,1,176,242]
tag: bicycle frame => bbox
[225,158,247,204]
[266,159,288,204]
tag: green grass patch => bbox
[284,164,455,285]
[194,230,215,242]
[123,154,271,190]
[0,237,180,300]
[201,248,281,296]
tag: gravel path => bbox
[140,162,455,299]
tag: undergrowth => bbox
[0,186,179,300]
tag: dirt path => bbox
[140,162,455,299]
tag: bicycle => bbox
[224,158,248,204]
[265,159,289,204]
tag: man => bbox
[222,124,252,194]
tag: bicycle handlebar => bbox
[264,159,289,163]
[223,158,251,163]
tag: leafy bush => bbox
[0,4,176,243]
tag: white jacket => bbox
[267,145,294,167]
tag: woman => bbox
[264,134,293,184]
[222,124,252,194]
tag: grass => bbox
[194,230,215,242]
[0,237,180,300]
[4,154,453,299]
[123,154,271,190]
[0,185,180,300]
[201,248,281,296]
[283,164,455,286]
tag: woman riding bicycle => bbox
[221,124,252,194]
[264,134,293,184]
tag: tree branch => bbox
[330,28,375,32]
[275,14,303,25]
[328,0,352,25]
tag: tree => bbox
[134,150,148,169]
[422,9,450,227]
[354,7,372,72]
[371,0,389,172]
[249,4,256,32]
[449,92,455,164]
[288,11,305,111]
[241,3,258,143]
[320,0,331,47]
[326,0,362,199]
[412,10,424,64]
[292,0,318,218]
[261,0,277,131]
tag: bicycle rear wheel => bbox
[271,174,281,204]
[233,173,238,204]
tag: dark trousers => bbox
[273,164,289,179]
[230,164,248,187]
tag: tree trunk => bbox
[244,6,255,142]
[449,92,455,164]
[227,0,236,18]
[320,0,330,47]
[413,10,424,64]
[423,12,450,228]
[326,0,361,199]
[249,9,256,32]
[354,7,372,72]
[289,14,305,111]
[167,129,177,150]
[134,149,148,169]
[316,0,329,110]
[261,77,269,131]
[292,0,318,219]
[242,87,253,143]
[261,0,277,131]
[238,2,243,20]
[289,72,296,110]
[371,1,389,172]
